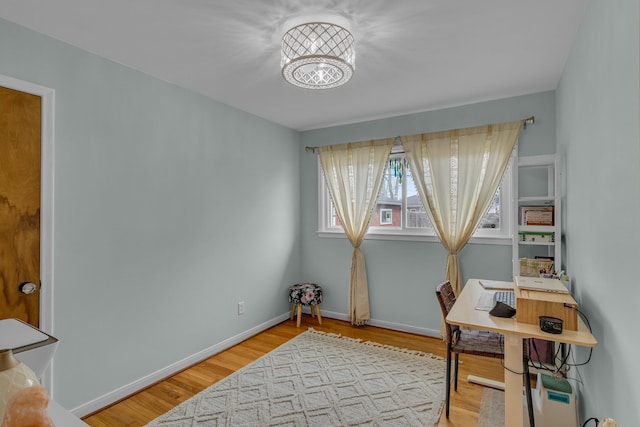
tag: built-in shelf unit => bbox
[512,154,562,278]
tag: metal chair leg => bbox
[523,358,535,427]
[445,346,452,418]
[454,353,460,391]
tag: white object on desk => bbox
[479,279,514,290]
[475,291,496,310]
[475,289,516,311]
[476,280,515,309]
[515,275,569,294]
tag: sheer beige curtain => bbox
[319,139,394,325]
[401,121,521,296]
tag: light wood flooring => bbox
[83,316,505,426]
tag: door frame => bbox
[0,73,55,388]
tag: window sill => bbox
[316,230,512,245]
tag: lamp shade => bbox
[281,21,355,89]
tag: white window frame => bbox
[317,149,515,245]
[379,209,393,225]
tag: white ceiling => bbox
[0,0,587,131]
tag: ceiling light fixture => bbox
[281,17,355,90]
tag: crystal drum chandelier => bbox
[281,19,355,89]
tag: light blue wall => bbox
[0,18,301,409]
[556,0,640,424]
[300,92,556,333]
[5,3,634,422]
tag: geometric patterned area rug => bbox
[145,329,446,426]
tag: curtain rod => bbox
[304,116,535,154]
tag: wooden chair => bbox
[435,281,535,425]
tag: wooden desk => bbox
[446,278,597,427]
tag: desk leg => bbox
[504,334,524,427]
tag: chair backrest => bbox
[435,281,459,344]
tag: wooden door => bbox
[0,86,41,327]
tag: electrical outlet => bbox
[238,301,245,315]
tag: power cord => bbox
[497,335,526,375]
[566,303,593,332]
[563,303,594,367]
[582,417,599,427]
[507,304,594,377]
[528,337,563,373]
[495,305,595,381]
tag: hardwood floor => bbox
[83,316,505,426]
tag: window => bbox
[318,152,513,243]
[379,209,393,225]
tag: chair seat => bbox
[454,329,530,359]
[454,329,504,358]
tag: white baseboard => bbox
[70,313,289,417]
[305,307,441,338]
[368,317,441,338]
[72,310,440,417]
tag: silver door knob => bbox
[19,282,37,294]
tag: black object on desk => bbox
[539,316,563,334]
[489,301,516,318]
